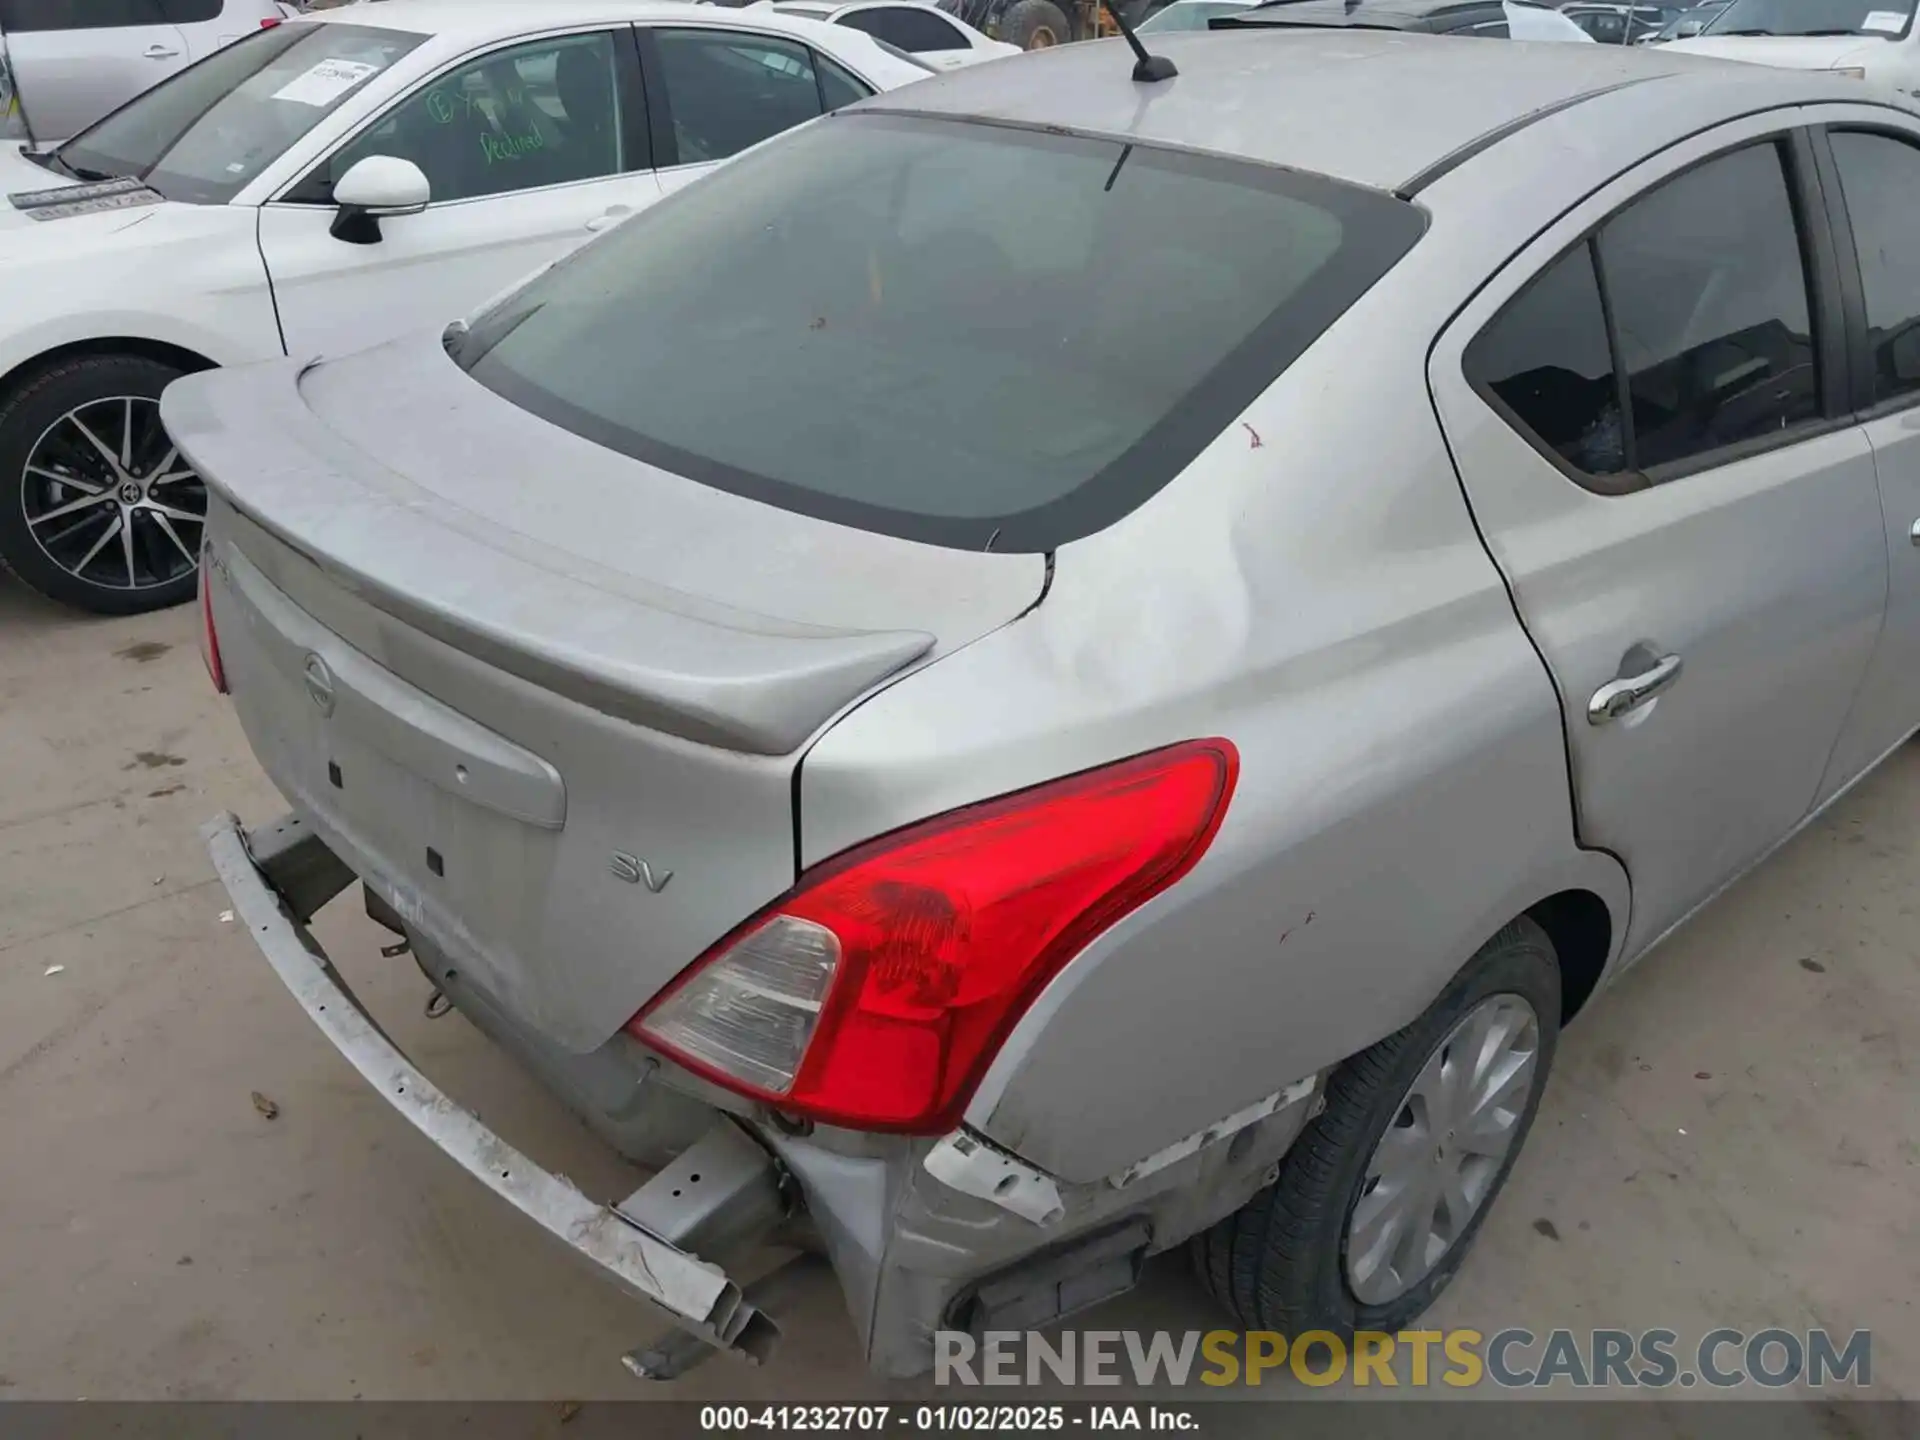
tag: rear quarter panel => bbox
[799,217,1630,1185]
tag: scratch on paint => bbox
[1243,423,1264,449]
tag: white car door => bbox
[641,25,871,198]
[257,27,662,360]
[0,0,191,144]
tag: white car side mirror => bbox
[330,155,430,245]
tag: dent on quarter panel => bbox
[799,247,1605,1185]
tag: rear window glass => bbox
[454,112,1423,551]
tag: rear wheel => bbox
[1002,0,1074,47]
[0,353,207,615]
[1192,918,1560,1336]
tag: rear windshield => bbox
[454,112,1423,551]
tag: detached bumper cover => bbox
[203,812,779,1367]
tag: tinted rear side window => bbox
[1467,139,1819,487]
[1466,244,1627,477]
[455,112,1423,551]
[1597,142,1816,469]
[1828,129,1920,408]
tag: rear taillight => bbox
[260,15,281,26]
[199,559,227,694]
[629,740,1238,1134]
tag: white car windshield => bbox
[54,22,425,205]
[1704,0,1915,37]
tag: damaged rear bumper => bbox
[204,811,783,1371]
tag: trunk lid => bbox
[166,336,1045,1051]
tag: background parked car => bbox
[0,1,927,616]
[1636,0,1728,42]
[1557,2,1678,43]
[1215,0,1597,39]
[0,0,291,146]
[1666,0,1920,95]
[764,0,1018,65]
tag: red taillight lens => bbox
[199,559,227,695]
[260,15,281,26]
[629,740,1238,1134]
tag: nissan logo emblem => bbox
[302,654,337,718]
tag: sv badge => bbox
[610,852,672,893]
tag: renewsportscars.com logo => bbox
[933,1328,1873,1390]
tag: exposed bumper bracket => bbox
[205,811,784,1371]
[243,811,354,925]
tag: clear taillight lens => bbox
[637,916,840,1094]
[629,739,1238,1134]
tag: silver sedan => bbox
[177,30,1920,1379]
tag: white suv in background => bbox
[0,0,290,145]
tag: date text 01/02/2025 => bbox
[699,1406,1200,1432]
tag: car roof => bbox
[866,29,1861,192]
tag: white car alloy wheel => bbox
[23,396,206,599]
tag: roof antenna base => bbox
[1099,0,1179,83]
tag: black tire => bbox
[1191,917,1561,1337]
[0,353,204,615]
[1001,0,1074,47]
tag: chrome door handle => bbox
[1909,517,1920,546]
[1588,653,1683,725]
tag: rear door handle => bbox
[144,44,182,59]
[1588,652,1683,725]
[1908,517,1920,546]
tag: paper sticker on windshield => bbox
[1862,9,1906,31]
[271,57,381,108]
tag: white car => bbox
[0,0,927,615]
[0,0,292,146]
[1153,0,1595,38]
[765,1,1017,67]
[1666,0,1920,98]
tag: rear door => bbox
[640,25,870,198]
[1429,121,1887,957]
[0,0,190,143]
[1806,118,1920,796]
[258,25,659,359]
